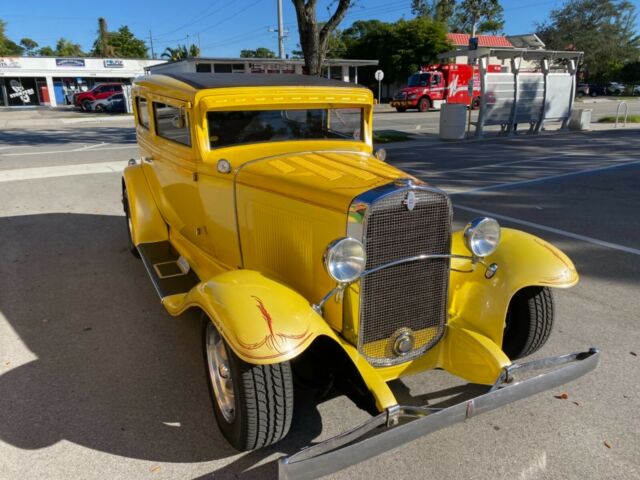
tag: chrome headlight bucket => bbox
[324,237,366,284]
[463,217,501,257]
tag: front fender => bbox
[448,227,578,347]
[163,269,398,410]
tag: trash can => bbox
[569,109,592,131]
[439,103,467,140]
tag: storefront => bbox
[0,56,163,107]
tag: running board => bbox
[137,241,200,299]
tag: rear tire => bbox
[203,320,294,450]
[417,97,431,112]
[82,99,92,111]
[502,287,554,360]
[471,97,481,110]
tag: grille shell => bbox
[355,186,452,366]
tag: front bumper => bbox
[390,100,417,108]
[279,348,599,480]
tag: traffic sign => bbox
[374,70,384,81]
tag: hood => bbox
[235,151,408,213]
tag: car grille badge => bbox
[403,191,417,211]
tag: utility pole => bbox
[149,30,155,59]
[277,0,285,59]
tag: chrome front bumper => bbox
[279,348,599,480]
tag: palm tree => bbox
[161,44,200,61]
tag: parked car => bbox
[607,82,625,95]
[633,84,640,96]
[122,73,598,478]
[576,83,590,97]
[75,83,123,111]
[587,84,608,97]
[105,94,126,113]
[90,93,125,112]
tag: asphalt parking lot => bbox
[0,115,639,480]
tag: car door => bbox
[140,97,206,249]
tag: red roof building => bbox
[446,33,514,48]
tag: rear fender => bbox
[163,269,398,410]
[448,227,578,347]
[122,164,167,245]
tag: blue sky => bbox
[1,0,637,58]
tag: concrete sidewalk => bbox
[0,107,132,128]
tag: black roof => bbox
[164,73,367,90]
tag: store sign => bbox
[0,57,21,68]
[104,59,124,68]
[8,80,35,104]
[56,58,85,67]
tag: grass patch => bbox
[373,130,414,143]
[598,114,640,123]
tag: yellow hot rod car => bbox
[123,73,598,479]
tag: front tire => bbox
[81,99,92,111]
[502,287,554,360]
[417,97,431,112]
[203,320,294,450]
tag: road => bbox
[0,117,638,480]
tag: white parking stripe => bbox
[0,161,127,182]
[456,205,640,256]
[0,145,135,157]
[452,158,640,195]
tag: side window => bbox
[153,102,191,147]
[136,97,150,129]
[93,86,103,94]
[114,85,123,92]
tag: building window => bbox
[136,97,150,129]
[153,102,191,147]
[196,63,212,73]
[213,64,233,73]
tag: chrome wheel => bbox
[205,322,236,423]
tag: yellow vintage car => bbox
[123,73,598,479]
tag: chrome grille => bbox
[357,187,451,366]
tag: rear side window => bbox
[136,97,149,129]
[153,102,191,147]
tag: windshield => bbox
[207,108,362,149]
[407,73,430,87]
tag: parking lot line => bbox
[456,205,640,256]
[0,161,127,182]
[451,158,640,195]
[0,145,135,157]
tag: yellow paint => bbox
[122,163,167,245]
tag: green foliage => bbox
[161,44,199,61]
[0,19,24,55]
[451,0,504,34]
[37,46,55,56]
[342,17,451,85]
[20,38,38,55]
[620,61,640,83]
[240,47,277,58]
[537,0,640,82]
[53,38,85,57]
[91,19,147,58]
[412,0,456,22]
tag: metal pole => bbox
[149,30,155,59]
[378,80,381,104]
[277,0,285,59]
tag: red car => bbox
[75,83,123,111]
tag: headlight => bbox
[408,93,417,99]
[463,217,501,257]
[324,237,366,283]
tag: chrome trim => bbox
[361,253,474,277]
[278,348,600,480]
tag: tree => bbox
[240,47,277,58]
[20,38,38,56]
[54,38,85,57]
[537,0,640,81]
[451,0,504,35]
[37,46,55,56]
[291,0,352,75]
[412,0,456,22]
[0,19,23,55]
[161,44,199,61]
[91,18,147,58]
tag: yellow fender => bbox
[163,269,398,411]
[448,227,578,350]
[122,164,168,245]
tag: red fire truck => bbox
[390,63,502,112]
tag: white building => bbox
[0,56,163,107]
[145,57,379,83]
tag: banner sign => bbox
[56,58,85,67]
[0,58,21,68]
[8,79,36,104]
[104,59,124,68]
